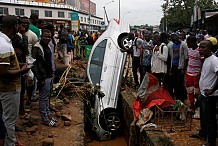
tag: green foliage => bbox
[160,0,218,31]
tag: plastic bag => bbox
[26,56,36,68]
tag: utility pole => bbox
[119,0,120,20]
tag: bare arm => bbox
[0,64,29,78]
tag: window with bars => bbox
[31,9,39,16]
[15,8,24,16]
[0,7,8,15]
[58,11,65,18]
[45,10,52,17]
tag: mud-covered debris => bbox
[64,121,71,126]
[26,125,38,133]
[42,138,54,146]
[62,115,72,121]
[63,98,70,104]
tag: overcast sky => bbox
[91,0,164,26]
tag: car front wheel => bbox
[118,34,132,52]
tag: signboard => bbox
[90,1,96,15]
[19,0,96,15]
[81,0,89,12]
[21,0,65,4]
[71,12,79,20]
[56,0,65,4]
[76,0,81,10]
[80,0,96,15]
[71,20,80,31]
[66,0,75,6]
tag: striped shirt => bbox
[187,47,202,76]
[0,32,21,92]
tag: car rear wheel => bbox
[100,112,121,133]
[106,112,121,132]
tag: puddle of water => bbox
[87,136,127,146]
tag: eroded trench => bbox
[83,91,134,146]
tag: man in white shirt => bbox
[128,32,144,88]
[198,40,218,146]
[151,34,168,86]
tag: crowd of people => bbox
[0,13,100,146]
[129,30,218,146]
[0,12,217,146]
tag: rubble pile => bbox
[15,60,91,145]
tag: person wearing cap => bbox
[206,37,218,57]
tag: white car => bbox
[87,19,132,140]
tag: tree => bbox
[160,0,218,32]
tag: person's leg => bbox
[193,75,200,106]
[57,44,64,60]
[46,78,52,117]
[0,90,20,146]
[0,139,4,146]
[31,76,38,101]
[39,78,52,122]
[185,74,194,106]
[199,94,208,137]
[132,58,139,86]
[63,44,67,57]
[176,69,187,102]
[207,96,217,144]
[152,73,162,87]
[139,64,143,84]
[26,76,34,106]
[167,68,177,99]
[0,103,6,146]
[19,76,25,113]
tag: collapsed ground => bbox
[15,58,218,146]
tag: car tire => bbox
[118,35,132,52]
[100,111,121,134]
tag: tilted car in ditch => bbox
[87,19,132,140]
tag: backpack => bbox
[134,37,140,49]
[60,29,69,42]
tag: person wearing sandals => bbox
[31,29,57,127]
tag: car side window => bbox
[89,39,107,85]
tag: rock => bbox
[62,115,72,121]
[55,111,63,117]
[48,134,53,138]
[23,113,30,120]
[42,138,54,146]
[25,125,38,133]
[55,102,63,110]
[63,98,70,104]
[64,121,71,126]
[29,115,39,126]
[22,119,29,126]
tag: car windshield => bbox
[89,39,107,85]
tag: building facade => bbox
[0,1,103,31]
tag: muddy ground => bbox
[14,58,218,146]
